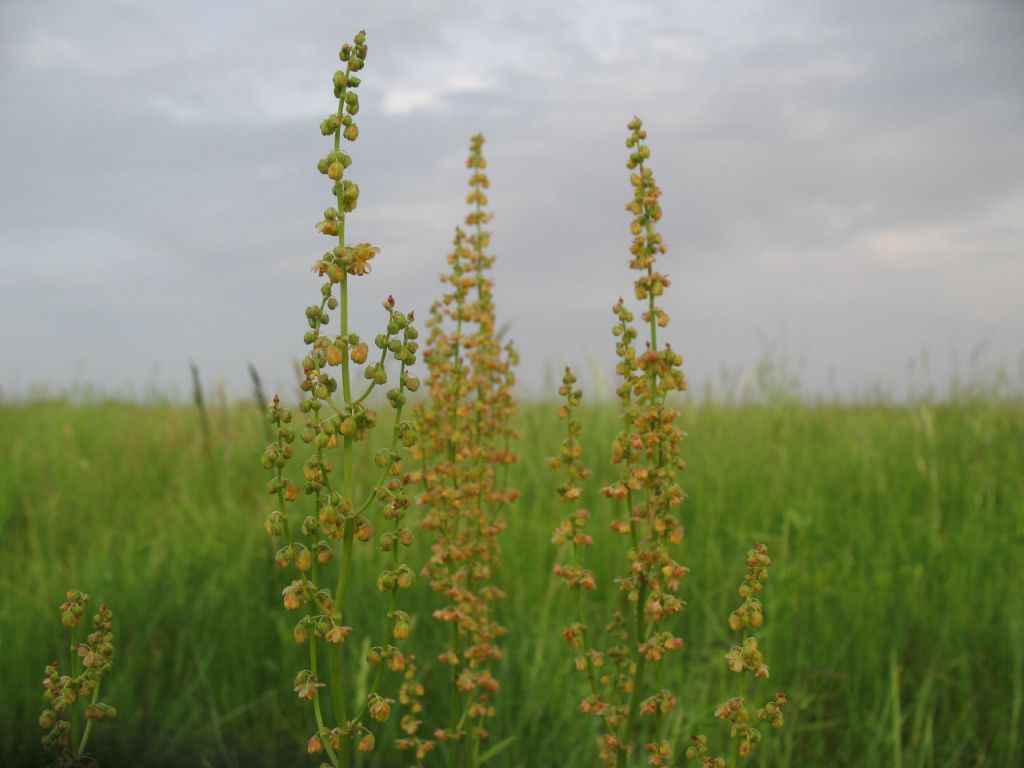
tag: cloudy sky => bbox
[1,0,1022,401]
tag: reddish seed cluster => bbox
[607,118,688,766]
[552,118,689,768]
[550,367,608,699]
[411,133,519,761]
[602,121,688,651]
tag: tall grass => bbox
[2,394,1020,766]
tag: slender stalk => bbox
[353,360,408,720]
[263,32,424,766]
[618,351,647,768]
[729,632,749,768]
[77,679,102,755]
[329,77,355,757]
[69,624,80,752]
[616,172,668,768]
[311,637,341,768]
[619,581,649,768]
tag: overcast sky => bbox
[1,0,1022,401]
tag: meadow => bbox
[2,392,1021,767]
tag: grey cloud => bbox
[1,0,1022,400]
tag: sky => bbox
[1,0,1022,401]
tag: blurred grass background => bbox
[1,393,1021,767]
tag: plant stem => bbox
[616,156,664,766]
[563,389,616,738]
[618,580,649,768]
[353,361,408,721]
[444,281,467,768]
[730,631,749,768]
[310,637,341,768]
[69,624,80,754]
[329,77,356,743]
[77,678,102,755]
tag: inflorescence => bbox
[552,118,786,768]
[412,133,520,766]
[261,30,422,768]
[39,590,116,768]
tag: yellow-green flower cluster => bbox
[261,31,421,768]
[688,543,788,766]
[40,590,116,766]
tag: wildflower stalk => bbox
[618,180,670,765]
[68,623,80,751]
[413,134,519,768]
[40,590,116,766]
[687,544,788,767]
[550,367,616,740]
[262,30,421,766]
[554,118,687,768]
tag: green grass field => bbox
[2,395,1021,767]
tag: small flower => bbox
[336,243,379,276]
[357,731,375,752]
[325,624,352,643]
[367,693,393,722]
[294,672,325,701]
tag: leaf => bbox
[477,735,517,765]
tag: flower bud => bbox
[357,732,375,752]
[396,564,415,589]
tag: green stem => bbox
[351,344,389,405]
[77,678,102,755]
[618,152,667,768]
[444,277,467,768]
[467,191,490,768]
[730,632,749,767]
[69,624,80,753]
[310,637,342,768]
[618,580,649,768]
[353,361,408,722]
[563,393,615,738]
[653,662,665,745]
[335,512,355,620]
[330,82,356,735]
[274,427,290,539]
[312,557,345,749]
